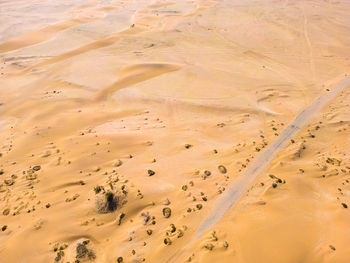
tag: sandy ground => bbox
[0,0,349,262]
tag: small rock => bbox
[4,179,14,186]
[54,253,62,262]
[3,208,10,216]
[204,243,214,250]
[218,165,227,174]
[196,204,203,210]
[32,165,41,171]
[162,207,171,218]
[118,213,126,225]
[148,170,155,176]
[115,160,123,167]
[94,185,103,194]
[204,170,211,177]
[164,237,172,245]
[169,224,176,233]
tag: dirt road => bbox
[197,75,350,238]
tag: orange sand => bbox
[0,0,349,262]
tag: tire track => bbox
[302,5,316,81]
[196,74,350,238]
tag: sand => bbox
[0,0,349,262]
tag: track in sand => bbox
[196,74,350,238]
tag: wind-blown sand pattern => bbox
[0,0,349,263]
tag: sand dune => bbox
[0,0,349,263]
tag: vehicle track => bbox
[196,74,350,238]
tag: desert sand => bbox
[0,0,349,262]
